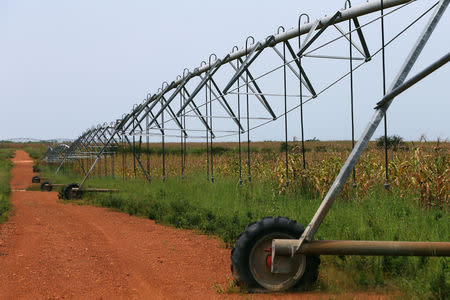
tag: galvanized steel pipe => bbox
[273,239,450,256]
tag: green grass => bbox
[40,164,449,299]
[23,144,48,160]
[0,149,14,223]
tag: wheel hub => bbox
[249,232,306,291]
[264,247,272,269]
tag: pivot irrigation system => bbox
[37,0,449,292]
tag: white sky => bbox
[1,0,449,141]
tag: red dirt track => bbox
[0,151,387,299]
[1,151,236,299]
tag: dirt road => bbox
[0,150,387,299]
[1,151,239,299]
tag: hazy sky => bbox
[1,0,449,141]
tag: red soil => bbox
[0,150,389,299]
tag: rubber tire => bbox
[40,181,52,191]
[231,216,320,292]
[62,183,82,200]
[32,176,40,183]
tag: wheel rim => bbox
[249,232,306,291]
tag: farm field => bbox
[56,139,448,208]
[37,139,449,299]
[0,149,400,300]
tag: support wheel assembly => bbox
[231,216,320,292]
[40,181,52,191]
[62,183,82,200]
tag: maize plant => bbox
[68,140,448,210]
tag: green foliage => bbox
[0,149,13,223]
[279,142,291,152]
[376,135,405,151]
[315,145,327,152]
[429,260,449,300]
[22,144,47,159]
[116,144,273,156]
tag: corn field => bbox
[67,140,449,210]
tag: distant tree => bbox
[376,135,404,151]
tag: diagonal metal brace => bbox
[129,82,175,132]
[352,17,371,61]
[124,84,173,133]
[181,87,215,138]
[285,41,317,97]
[375,52,450,109]
[141,73,193,132]
[205,76,244,132]
[160,96,188,137]
[298,11,342,57]
[272,45,314,95]
[176,58,223,116]
[122,103,147,132]
[223,36,275,94]
[227,59,277,120]
[148,110,165,136]
[333,24,367,59]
